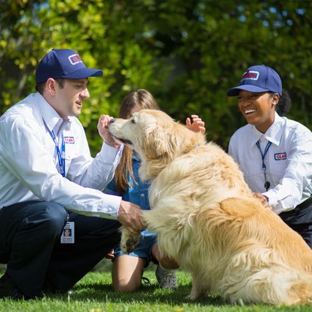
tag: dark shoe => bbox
[0,273,25,300]
[42,278,68,295]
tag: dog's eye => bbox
[131,118,136,124]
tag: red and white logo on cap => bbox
[68,54,83,65]
[242,70,259,81]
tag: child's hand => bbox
[186,115,206,134]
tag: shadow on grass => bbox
[47,281,225,307]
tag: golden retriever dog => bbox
[108,109,312,306]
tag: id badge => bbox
[60,221,75,244]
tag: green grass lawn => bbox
[0,268,311,312]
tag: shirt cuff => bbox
[99,142,123,164]
[101,193,122,219]
[263,191,295,215]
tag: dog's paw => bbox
[185,294,197,301]
[186,287,206,301]
[125,236,139,253]
[120,228,140,254]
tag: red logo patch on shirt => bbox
[64,136,75,144]
[274,152,287,160]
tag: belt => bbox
[279,196,312,226]
[279,196,312,219]
[296,196,312,210]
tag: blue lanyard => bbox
[43,119,66,177]
[256,140,272,191]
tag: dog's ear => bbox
[144,124,181,158]
[142,111,195,159]
[144,126,170,157]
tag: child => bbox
[105,89,205,292]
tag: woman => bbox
[227,64,312,247]
[105,89,205,292]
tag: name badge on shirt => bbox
[60,221,75,244]
[64,136,75,144]
[274,152,287,160]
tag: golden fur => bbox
[108,109,312,306]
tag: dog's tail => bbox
[222,265,312,306]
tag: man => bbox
[0,49,144,299]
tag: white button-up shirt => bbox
[229,113,312,214]
[0,92,123,219]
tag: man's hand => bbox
[97,115,122,148]
[117,200,146,233]
[253,193,271,209]
[186,115,206,134]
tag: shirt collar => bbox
[250,112,285,147]
[37,92,72,133]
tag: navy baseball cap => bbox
[36,49,103,83]
[227,65,282,96]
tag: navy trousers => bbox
[279,198,312,248]
[0,201,121,298]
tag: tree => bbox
[1,0,311,152]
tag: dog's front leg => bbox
[186,274,208,300]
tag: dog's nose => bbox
[109,118,115,124]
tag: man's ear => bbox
[46,78,57,95]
